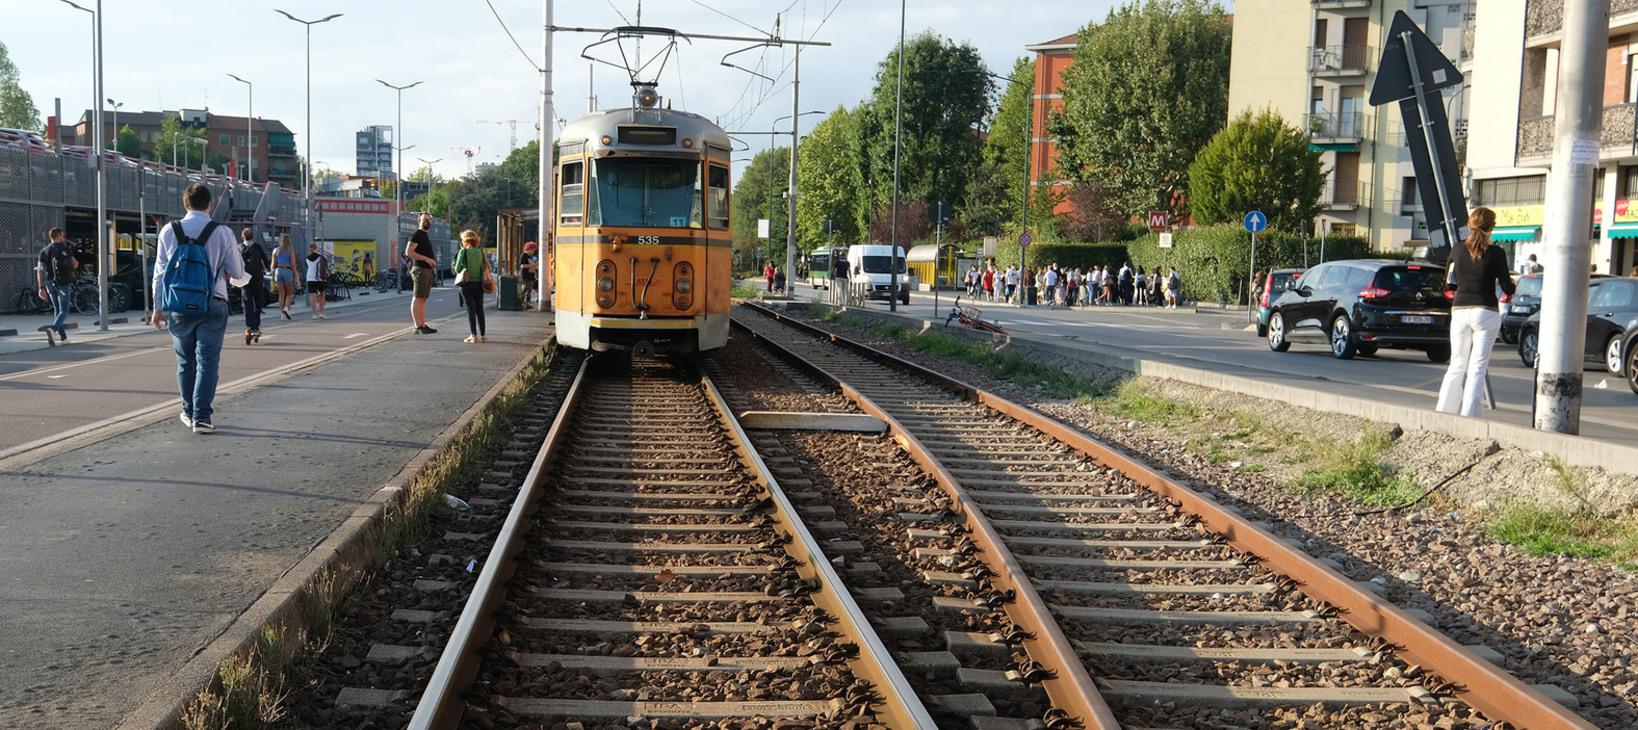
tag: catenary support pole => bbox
[540,0,554,313]
[1534,0,1607,433]
[888,0,906,312]
[94,0,107,332]
[785,45,800,297]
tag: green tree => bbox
[1053,0,1231,219]
[1188,109,1323,232]
[796,105,863,247]
[731,147,791,262]
[498,140,541,192]
[151,115,207,167]
[962,57,1033,235]
[114,125,140,157]
[0,41,41,132]
[855,32,991,230]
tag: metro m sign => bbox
[1147,210,1168,232]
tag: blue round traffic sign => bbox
[1243,210,1267,234]
[1018,232,1031,246]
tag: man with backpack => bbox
[238,228,269,344]
[35,227,78,346]
[151,183,249,434]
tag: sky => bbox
[5,0,1123,182]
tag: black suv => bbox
[1265,259,1452,361]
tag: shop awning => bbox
[1608,223,1638,239]
[1491,226,1540,242]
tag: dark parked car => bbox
[1517,278,1638,385]
[1500,274,1541,344]
[1265,259,1452,361]
[1255,268,1305,337]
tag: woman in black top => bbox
[1435,207,1516,417]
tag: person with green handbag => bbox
[452,229,493,343]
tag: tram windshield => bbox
[588,158,703,228]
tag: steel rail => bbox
[732,313,1121,730]
[407,354,590,730]
[699,371,938,729]
[409,355,935,729]
[738,301,1599,730]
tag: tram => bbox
[553,84,733,357]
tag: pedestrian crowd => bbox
[962,261,1184,309]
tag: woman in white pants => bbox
[1436,207,1516,417]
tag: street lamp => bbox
[889,0,906,312]
[274,9,342,245]
[226,74,253,182]
[376,79,423,267]
[106,97,122,153]
[416,156,442,183]
[964,67,1033,273]
[59,0,109,330]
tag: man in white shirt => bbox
[151,183,250,434]
[1042,265,1060,306]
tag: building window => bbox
[1402,177,1418,207]
[219,134,230,145]
[1475,177,1546,206]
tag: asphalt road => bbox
[0,290,551,729]
[0,290,461,453]
[790,282,1638,447]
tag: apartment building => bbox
[1467,1,1638,275]
[64,108,299,187]
[1228,0,1474,250]
[356,125,394,179]
[1025,33,1077,217]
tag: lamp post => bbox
[106,97,122,153]
[963,66,1032,274]
[226,74,253,182]
[274,10,342,246]
[889,0,906,312]
[59,0,109,330]
[376,79,423,273]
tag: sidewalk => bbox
[0,308,552,729]
[0,286,422,355]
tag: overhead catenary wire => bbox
[602,0,633,25]
[481,0,542,72]
[687,0,771,37]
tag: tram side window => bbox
[707,164,730,229]
[560,162,584,225]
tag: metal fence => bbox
[0,145,312,311]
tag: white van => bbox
[846,244,914,304]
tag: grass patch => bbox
[730,282,762,299]
[1485,459,1638,566]
[822,310,1109,400]
[178,344,561,729]
[1291,432,1420,507]
[1097,382,1199,424]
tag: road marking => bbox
[344,333,368,339]
[47,375,67,379]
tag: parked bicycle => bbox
[945,296,1008,336]
[12,287,51,314]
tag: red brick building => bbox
[1026,33,1078,216]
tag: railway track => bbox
[407,358,934,729]
[732,302,1598,730]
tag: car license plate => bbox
[1400,315,1433,325]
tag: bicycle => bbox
[945,296,1008,336]
[12,286,52,314]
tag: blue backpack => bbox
[161,221,221,315]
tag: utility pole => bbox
[785,45,800,296]
[888,0,906,312]
[1534,0,1607,433]
[275,10,343,251]
[540,0,555,313]
[377,78,423,274]
[227,74,253,182]
[93,0,107,331]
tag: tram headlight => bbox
[673,261,694,309]
[596,277,615,291]
[596,259,617,308]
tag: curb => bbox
[114,339,552,730]
[809,302,1638,479]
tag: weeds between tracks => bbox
[178,344,560,730]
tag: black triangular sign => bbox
[1369,10,1463,106]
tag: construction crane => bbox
[477,119,523,151]
[450,145,481,176]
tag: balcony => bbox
[1313,0,1372,9]
[1309,45,1374,77]
[1517,103,1638,160]
[268,145,296,157]
[1527,0,1638,43]
[1319,180,1371,210]
[1305,111,1369,143]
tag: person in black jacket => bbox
[238,228,269,345]
[1436,206,1516,417]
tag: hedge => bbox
[1125,225,1380,305]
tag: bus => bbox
[807,246,848,289]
